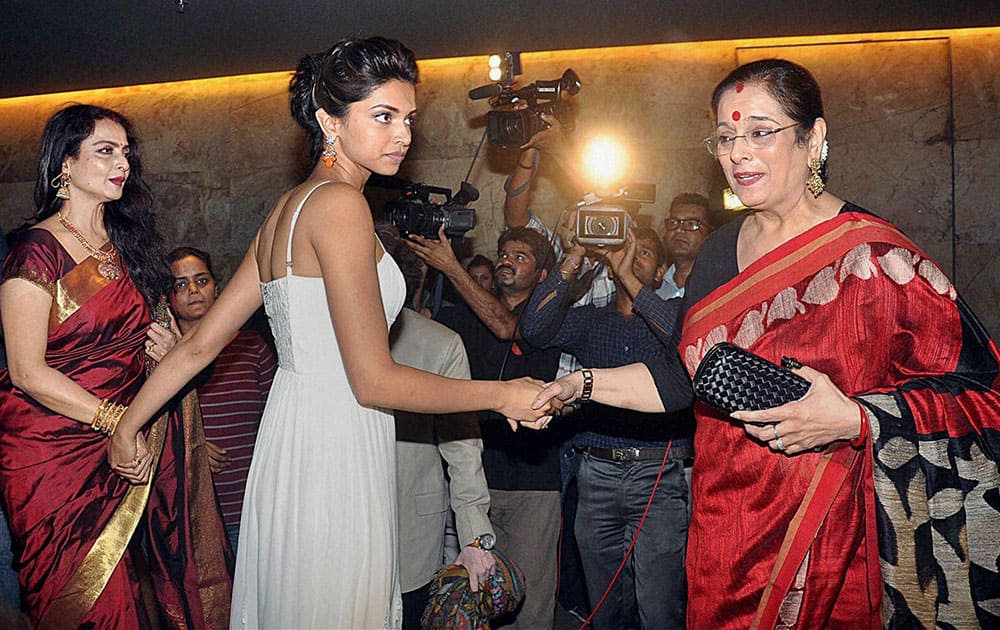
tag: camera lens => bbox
[585,215,619,236]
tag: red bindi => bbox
[735,82,745,93]
[732,110,741,121]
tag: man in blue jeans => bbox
[521,226,693,629]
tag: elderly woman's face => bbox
[714,84,810,211]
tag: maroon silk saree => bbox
[678,211,1000,628]
[0,229,232,628]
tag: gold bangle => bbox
[105,404,128,438]
[92,399,111,432]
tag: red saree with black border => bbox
[0,229,232,628]
[678,209,1000,628]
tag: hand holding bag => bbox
[692,342,810,414]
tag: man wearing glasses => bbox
[656,193,714,301]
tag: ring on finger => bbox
[775,436,786,451]
[771,424,780,440]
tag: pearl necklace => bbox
[57,211,122,280]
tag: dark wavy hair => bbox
[711,59,827,179]
[289,37,419,162]
[33,104,168,308]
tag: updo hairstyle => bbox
[289,37,419,161]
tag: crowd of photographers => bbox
[0,71,715,630]
[397,101,716,627]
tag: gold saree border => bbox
[48,249,115,329]
[157,391,234,629]
[39,411,169,630]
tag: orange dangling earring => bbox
[321,135,337,168]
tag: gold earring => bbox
[51,172,71,200]
[806,158,825,197]
[321,135,337,168]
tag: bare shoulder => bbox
[297,182,375,240]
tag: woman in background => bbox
[108,37,554,628]
[532,59,1000,628]
[0,104,232,628]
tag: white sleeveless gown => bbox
[231,182,406,629]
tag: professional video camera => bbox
[572,184,656,248]
[469,55,582,148]
[383,180,478,239]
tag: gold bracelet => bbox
[105,404,128,438]
[92,399,111,433]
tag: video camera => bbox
[469,59,582,148]
[572,184,656,248]
[383,180,478,239]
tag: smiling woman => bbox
[532,58,1000,628]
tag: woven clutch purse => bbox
[692,342,810,414]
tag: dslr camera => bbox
[384,181,477,239]
[470,64,582,148]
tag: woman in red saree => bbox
[531,60,1000,628]
[0,104,232,628]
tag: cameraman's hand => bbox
[556,208,586,254]
[605,229,637,281]
[522,112,566,152]
[406,225,464,277]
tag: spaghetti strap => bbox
[286,181,331,272]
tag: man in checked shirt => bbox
[520,227,693,630]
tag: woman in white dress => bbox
[107,37,554,628]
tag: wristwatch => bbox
[471,533,495,551]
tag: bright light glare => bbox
[489,67,503,81]
[580,135,628,192]
[488,54,502,68]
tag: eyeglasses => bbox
[664,218,703,232]
[703,123,799,157]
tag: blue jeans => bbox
[558,441,590,616]
[0,504,20,610]
[575,453,688,629]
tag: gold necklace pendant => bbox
[58,210,120,279]
[97,261,122,280]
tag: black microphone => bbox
[468,83,503,100]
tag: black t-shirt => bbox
[437,302,563,491]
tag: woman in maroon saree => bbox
[0,105,231,628]
[531,60,1000,628]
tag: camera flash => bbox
[489,67,503,82]
[488,54,502,68]
[581,135,628,193]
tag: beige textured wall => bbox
[1,29,997,335]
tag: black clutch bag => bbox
[692,342,810,414]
